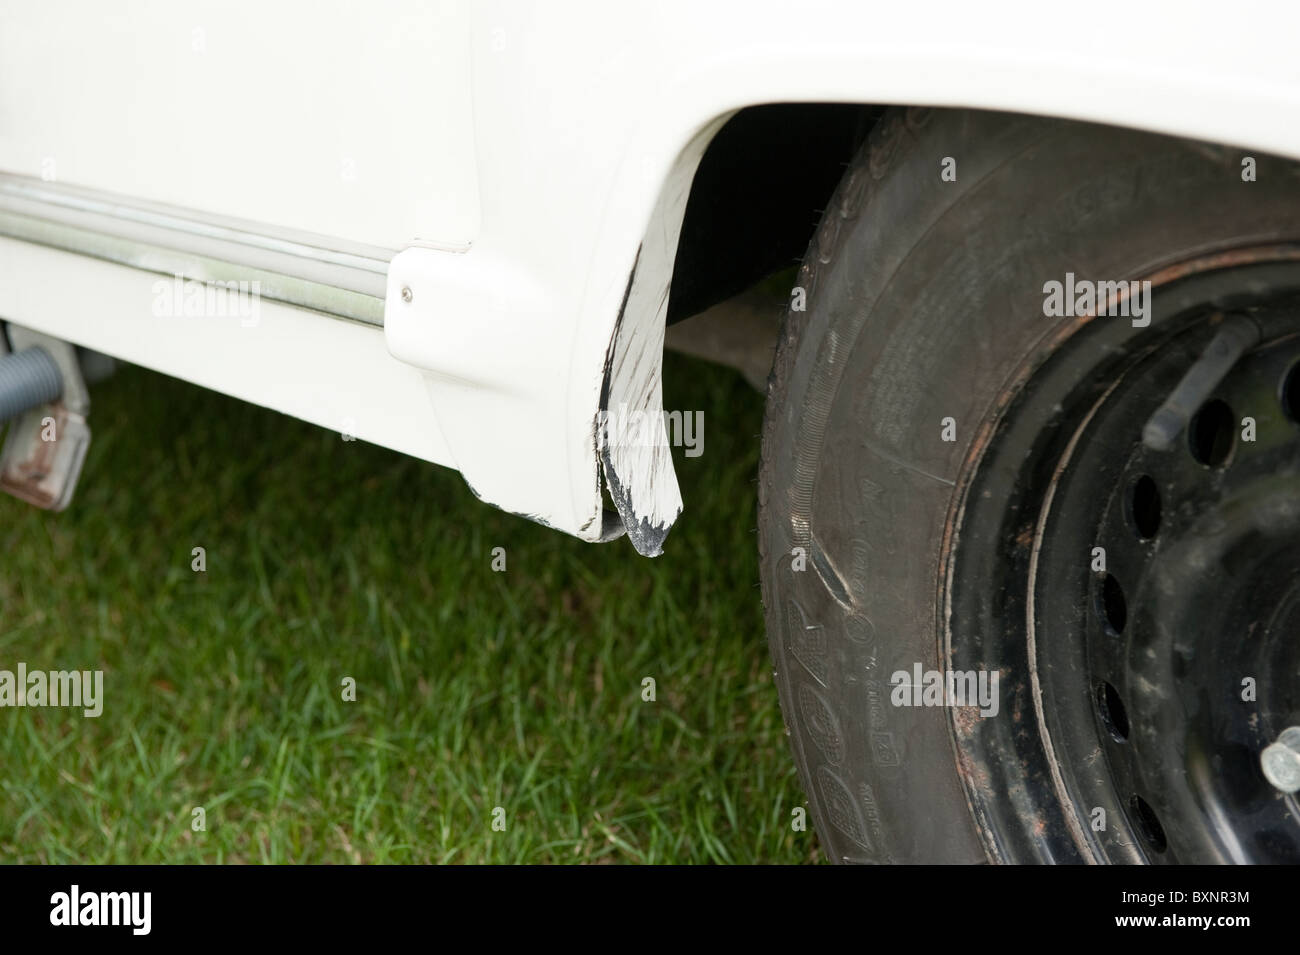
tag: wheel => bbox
[758,107,1300,863]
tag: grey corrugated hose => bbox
[0,346,63,423]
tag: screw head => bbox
[401,286,413,304]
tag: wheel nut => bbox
[1261,726,1300,794]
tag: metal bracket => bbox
[1142,313,1261,451]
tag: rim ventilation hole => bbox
[1282,359,1300,423]
[1129,795,1168,854]
[1097,682,1130,742]
[1188,399,1235,467]
[1129,474,1161,539]
[1099,573,1127,635]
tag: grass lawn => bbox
[0,350,818,863]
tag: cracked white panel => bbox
[598,117,728,556]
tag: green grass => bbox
[0,351,817,863]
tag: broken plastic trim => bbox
[595,117,732,557]
[598,248,684,557]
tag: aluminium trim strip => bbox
[0,173,393,326]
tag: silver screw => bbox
[1261,726,1300,793]
[401,286,413,303]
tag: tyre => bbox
[759,107,1300,863]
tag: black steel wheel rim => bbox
[944,250,1300,863]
